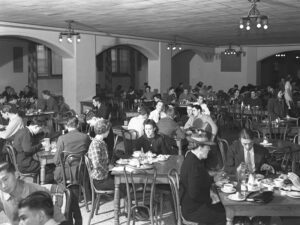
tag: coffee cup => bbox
[223,183,234,192]
[274,178,284,188]
[124,120,128,126]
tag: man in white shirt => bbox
[148,101,166,123]
[0,104,24,140]
[127,107,148,138]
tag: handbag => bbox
[246,191,274,203]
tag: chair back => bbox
[168,169,198,225]
[123,166,157,223]
[168,169,181,225]
[217,138,229,171]
[59,151,86,187]
[84,154,98,192]
[42,184,71,221]
[4,144,19,173]
[122,129,138,155]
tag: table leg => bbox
[114,182,120,225]
[40,159,46,185]
[226,217,234,225]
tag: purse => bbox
[246,191,274,203]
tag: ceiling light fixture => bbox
[166,36,182,51]
[58,20,81,43]
[224,44,237,55]
[239,0,269,31]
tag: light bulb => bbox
[167,46,170,50]
[172,46,176,50]
[257,23,261,28]
[59,35,63,42]
[178,46,182,50]
[77,35,81,43]
[67,35,72,43]
[240,24,244,29]
[263,24,268,29]
[246,25,250,30]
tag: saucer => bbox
[228,193,245,201]
[221,187,236,194]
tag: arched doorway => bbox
[258,50,300,87]
[0,36,64,96]
[96,45,148,95]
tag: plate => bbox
[127,164,154,170]
[221,187,236,194]
[228,193,246,201]
[116,159,130,165]
[215,180,229,188]
[260,142,272,146]
[286,191,300,198]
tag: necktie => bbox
[246,150,253,173]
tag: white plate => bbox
[116,159,130,165]
[228,193,246,201]
[286,191,300,198]
[260,142,272,146]
[221,187,236,194]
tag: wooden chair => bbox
[168,169,199,225]
[59,151,88,211]
[123,166,159,225]
[84,155,114,225]
[4,144,39,183]
[121,128,138,156]
[216,138,229,171]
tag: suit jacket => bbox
[94,103,111,119]
[157,117,185,139]
[13,127,42,173]
[267,98,286,120]
[54,130,91,183]
[225,140,271,174]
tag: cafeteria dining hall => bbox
[1,0,300,225]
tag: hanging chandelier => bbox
[223,45,246,56]
[58,20,81,43]
[166,36,182,51]
[239,0,269,31]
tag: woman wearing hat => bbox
[180,132,226,225]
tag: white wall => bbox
[0,39,28,93]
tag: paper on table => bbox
[112,166,135,173]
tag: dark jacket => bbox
[135,134,168,155]
[13,127,42,173]
[225,140,271,174]
[94,103,111,120]
[267,98,286,120]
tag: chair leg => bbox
[95,194,101,215]
[160,193,163,224]
[87,191,97,225]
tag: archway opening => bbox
[0,36,63,97]
[258,50,300,88]
[171,50,195,89]
[96,45,148,96]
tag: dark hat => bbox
[186,134,215,146]
[187,118,215,146]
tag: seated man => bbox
[225,128,274,175]
[243,90,262,108]
[0,161,64,225]
[18,191,65,225]
[41,90,58,112]
[127,106,148,138]
[13,120,49,175]
[54,116,91,183]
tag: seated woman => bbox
[135,119,169,155]
[87,119,114,190]
[180,131,226,225]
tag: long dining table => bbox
[218,189,300,225]
[111,155,184,225]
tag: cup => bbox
[43,138,50,151]
[274,178,284,188]
[124,120,128,126]
[223,183,234,192]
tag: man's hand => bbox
[260,163,275,174]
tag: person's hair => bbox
[0,104,18,114]
[153,94,161,100]
[94,119,111,135]
[186,104,193,108]
[0,161,16,173]
[239,128,254,140]
[18,191,54,218]
[28,95,38,100]
[66,116,79,128]
[138,106,148,116]
[42,90,51,96]
[92,96,101,103]
[166,107,175,118]
[145,85,151,90]
[192,104,202,112]
[143,119,158,133]
[168,86,174,92]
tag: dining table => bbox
[36,150,56,185]
[111,155,184,225]
[218,186,300,225]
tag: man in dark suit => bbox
[42,90,58,112]
[225,128,274,175]
[54,116,91,183]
